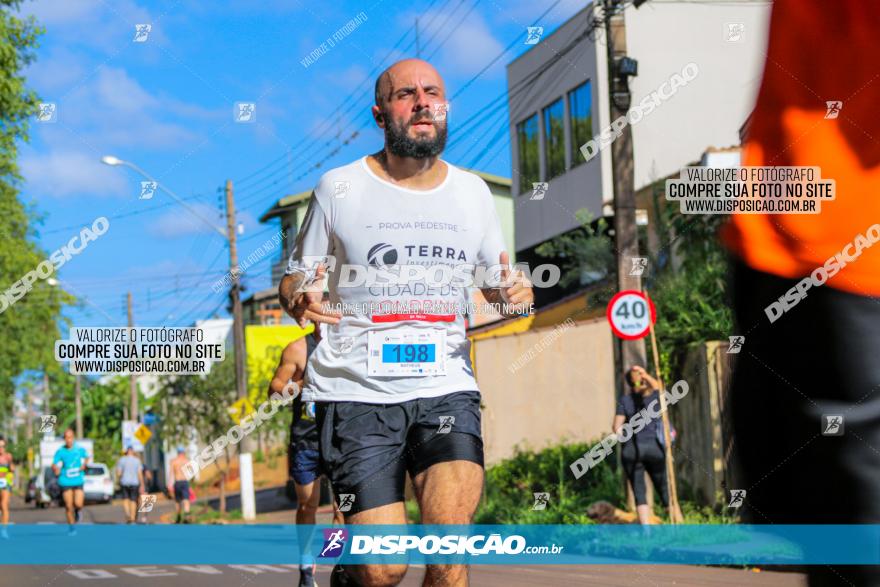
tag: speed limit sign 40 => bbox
[607,290,657,340]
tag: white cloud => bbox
[21,150,128,198]
[148,202,225,238]
[330,64,371,93]
[21,0,167,53]
[148,204,259,239]
[92,66,159,113]
[20,0,102,27]
[491,0,588,27]
[36,66,212,150]
[26,47,87,93]
[434,14,506,78]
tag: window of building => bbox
[516,113,539,194]
[543,98,565,181]
[568,81,592,166]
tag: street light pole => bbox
[100,157,227,239]
[101,156,256,520]
[127,291,138,422]
[223,179,255,520]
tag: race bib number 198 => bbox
[367,329,447,377]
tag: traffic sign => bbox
[122,420,145,452]
[607,290,656,340]
[228,397,255,424]
[133,424,152,446]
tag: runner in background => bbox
[721,1,880,585]
[52,428,89,535]
[169,448,192,524]
[115,446,144,524]
[0,436,14,539]
[269,324,344,587]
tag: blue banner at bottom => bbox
[0,524,877,565]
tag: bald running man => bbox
[279,59,534,587]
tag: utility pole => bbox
[604,0,649,514]
[25,384,33,479]
[127,291,138,422]
[415,17,421,58]
[225,180,246,401]
[74,375,83,438]
[225,179,255,520]
[604,0,646,372]
[42,371,50,415]
[25,385,33,444]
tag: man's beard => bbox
[384,111,447,159]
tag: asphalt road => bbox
[2,495,808,587]
[0,563,808,586]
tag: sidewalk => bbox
[160,485,336,524]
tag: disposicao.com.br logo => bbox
[349,533,563,556]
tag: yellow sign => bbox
[245,324,312,405]
[134,424,152,445]
[228,397,255,424]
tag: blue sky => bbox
[18,0,588,331]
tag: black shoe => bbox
[330,565,356,587]
[298,564,316,587]
[74,509,82,523]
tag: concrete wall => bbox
[473,317,616,465]
[627,2,770,190]
[507,4,607,251]
[507,1,771,252]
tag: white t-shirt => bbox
[285,156,507,403]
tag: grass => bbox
[189,504,244,524]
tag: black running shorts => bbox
[121,484,139,501]
[315,390,484,514]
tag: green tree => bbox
[535,208,615,291]
[0,2,74,424]
[649,195,733,380]
[80,377,127,465]
[157,358,239,513]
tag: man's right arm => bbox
[279,192,327,317]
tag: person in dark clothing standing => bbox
[614,365,670,525]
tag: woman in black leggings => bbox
[614,365,669,524]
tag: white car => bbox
[83,463,114,504]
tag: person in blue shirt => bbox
[52,428,89,533]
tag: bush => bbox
[471,442,735,525]
[474,441,624,524]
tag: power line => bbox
[233,0,457,198]
[38,192,216,236]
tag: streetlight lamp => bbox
[101,156,227,239]
[101,155,255,520]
